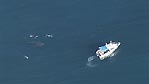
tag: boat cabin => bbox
[96,45,109,56]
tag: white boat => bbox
[96,41,121,60]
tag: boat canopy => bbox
[99,45,108,52]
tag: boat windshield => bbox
[100,46,108,52]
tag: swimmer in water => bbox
[29,35,34,38]
[34,35,39,38]
[45,34,53,38]
[24,56,29,59]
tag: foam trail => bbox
[88,56,96,62]
[86,56,98,67]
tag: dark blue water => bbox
[0,0,149,84]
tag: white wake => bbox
[86,56,99,67]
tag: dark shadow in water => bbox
[27,41,45,47]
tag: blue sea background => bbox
[0,0,149,84]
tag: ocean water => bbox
[0,0,149,84]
